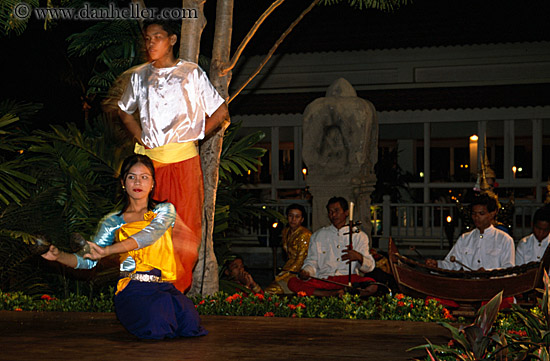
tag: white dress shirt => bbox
[302,224,375,279]
[516,233,550,265]
[437,225,515,271]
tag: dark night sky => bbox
[1,0,549,127]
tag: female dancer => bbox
[42,154,207,339]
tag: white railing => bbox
[372,195,543,249]
[232,196,543,249]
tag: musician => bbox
[516,205,550,265]
[426,194,515,271]
[425,194,516,308]
[288,197,377,297]
[264,204,312,295]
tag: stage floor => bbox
[0,311,450,360]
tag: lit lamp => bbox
[444,215,455,248]
[302,167,308,180]
[270,221,281,278]
[512,166,517,179]
[469,135,478,178]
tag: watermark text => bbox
[13,2,198,21]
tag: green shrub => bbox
[192,291,457,322]
[0,288,114,312]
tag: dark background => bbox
[1,0,549,127]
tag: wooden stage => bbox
[0,311,450,360]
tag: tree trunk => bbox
[187,0,233,296]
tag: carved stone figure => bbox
[303,78,378,233]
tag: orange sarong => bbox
[153,155,204,293]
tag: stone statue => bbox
[302,78,378,234]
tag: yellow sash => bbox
[115,211,177,294]
[134,142,198,164]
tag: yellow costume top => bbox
[264,225,312,294]
[115,211,177,294]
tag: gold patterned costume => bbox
[264,225,312,294]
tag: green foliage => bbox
[413,275,550,360]
[0,101,42,206]
[410,291,505,360]
[219,121,266,183]
[67,19,145,97]
[0,0,40,36]
[0,104,132,296]
[193,291,455,321]
[501,272,550,359]
[214,120,283,257]
[320,0,410,11]
[0,289,114,312]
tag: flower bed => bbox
[1,288,456,322]
[192,291,457,322]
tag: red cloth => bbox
[288,275,375,296]
[427,296,515,310]
[153,155,204,293]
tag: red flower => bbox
[448,339,455,347]
[397,301,405,307]
[297,291,307,297]
[255,293,265,300]
[263,312,275,317]
[296,303,306,309]
[14,308,22,311]
[225,293,243,303]
[410,303,414,309]
[443,308,454,320]
[395,293,405,300]
[199,300,205,305]
[41,294,53,301]
[274,302,279,307]
[288,304,297,310]
[291,313,297,318]
[507,330,527,337]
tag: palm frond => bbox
[320,0,409,11]
[219,121,266,182]
[0,0,39,36]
